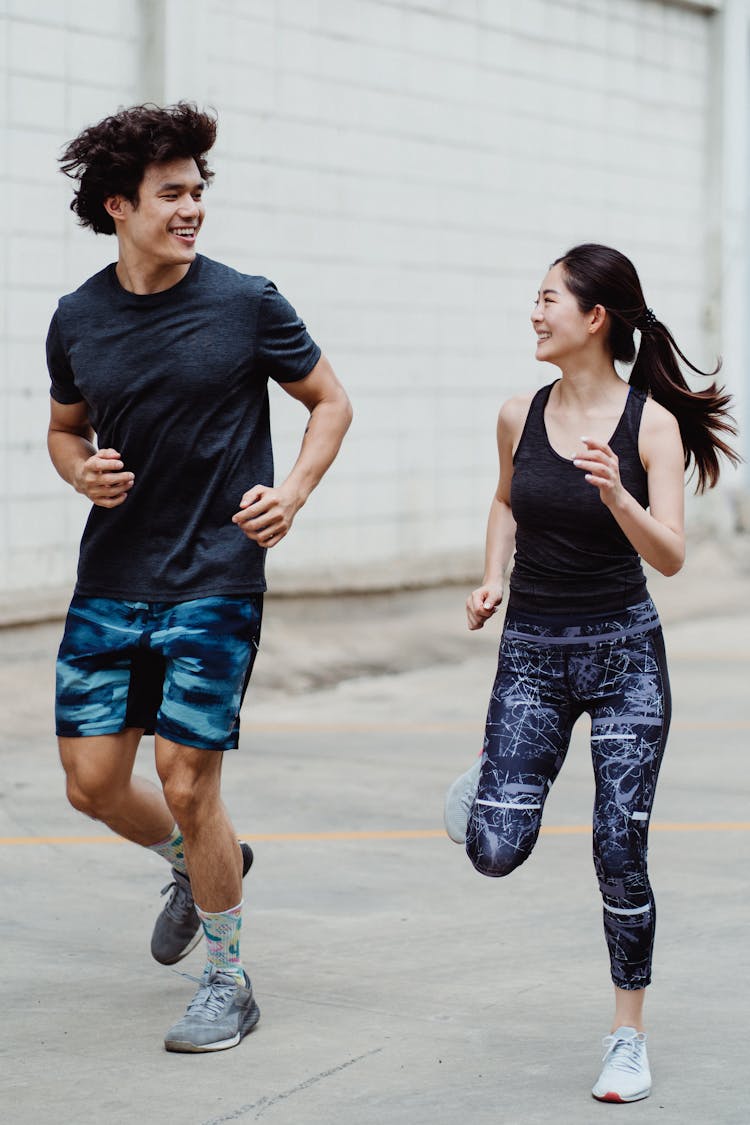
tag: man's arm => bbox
[48,398,135,507]
[232,354,352,547]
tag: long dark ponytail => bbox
[553,243,740,492]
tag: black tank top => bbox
[508,381,649,615]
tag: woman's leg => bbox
[466,630,578,877]
[587,626,672,1008]
[612,986,646,1032]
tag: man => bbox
[46,102,352,1053]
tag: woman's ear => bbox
[589,304,608,336]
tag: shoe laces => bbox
[185,971,239,1021]
[601,1032,646,1074]
[160,873,194,923]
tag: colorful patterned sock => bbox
[196,901,244,984]
[147,825,188,874]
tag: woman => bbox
[444,244,738,1103]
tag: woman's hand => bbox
[466,583,504,631]
[573,437,624,508]
[572,404,686,576]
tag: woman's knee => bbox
[594,823,649,889]
[466,828,533,878]
[465,802,541,877]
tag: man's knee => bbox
[65,771,110,820]
[157,741,222,825]
[59,734,138,820]
[161,774,203,823]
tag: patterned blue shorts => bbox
[56,595,263,751]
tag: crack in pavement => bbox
[199,1046,384,1124]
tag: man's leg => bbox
[59,728,174,844]
[155,737,242,911]
[56,599,206,962]
[156,737,260,1053]
[57,597,177,849]
[60,727,216,961]
[60,727,252,970]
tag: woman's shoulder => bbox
[494,391,541,460]
[498,390,536,426]
[638,394,683,472]
[497,388,541,441]
[640,394,681,439]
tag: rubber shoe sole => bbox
[592,1085,650,1104]
[164,996,261,1054]
[443,758,482,844]
[167,926,202,965]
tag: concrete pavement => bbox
[0,545,748,1125]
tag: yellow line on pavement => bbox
[1,822,748,846]
[244,719,750,734]
[248,721,479,733]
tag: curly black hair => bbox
[59,102,218,235]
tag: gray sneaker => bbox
[443,757,482,844]
[164,966,260,1053]
[151,842,254,965]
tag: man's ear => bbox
[103,194,132,225]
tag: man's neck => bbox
[115,257,193,295]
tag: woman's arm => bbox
[573,398,685,576]
[466,396,528,630]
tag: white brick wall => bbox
[1,0,143,608]
[0,0,745,610]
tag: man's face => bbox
[114,157,206,269]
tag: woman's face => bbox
[531,262,598,366]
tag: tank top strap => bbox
[612,385,648,450]
[513,382,555,462]
[625,384,648,422]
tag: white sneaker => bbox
[592,1026,651,1103]
[443,757,482,844]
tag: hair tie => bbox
[641,307,657,330]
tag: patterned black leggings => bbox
[466,599,671,990]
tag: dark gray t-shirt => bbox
[47,254,321,600]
